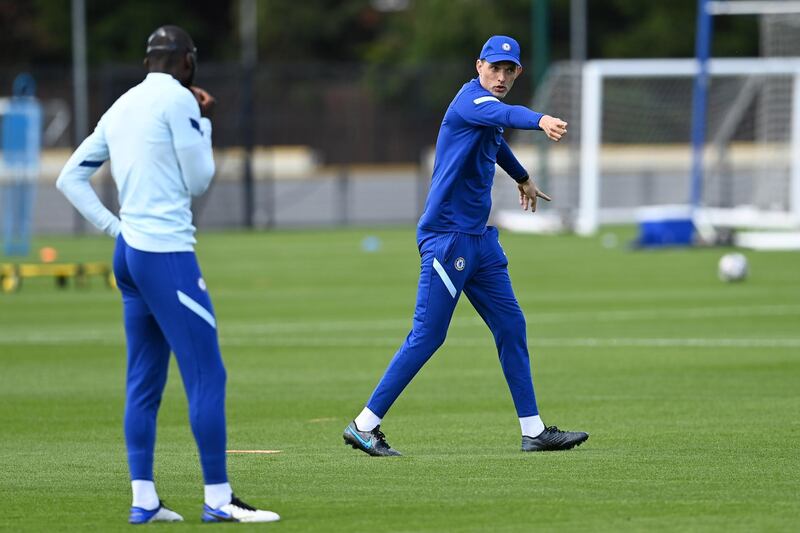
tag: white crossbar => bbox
[708,1,800,15]
[582,58,800,78]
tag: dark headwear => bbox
[145,25,197,87]
[146,25,196,56]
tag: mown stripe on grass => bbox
[3,303,799,343]
[3,333,798,349]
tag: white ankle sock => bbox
[204,482,233,509]
[354,407,381,432]
[520,415,545,438]
[131,479,159,510]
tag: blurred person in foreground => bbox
[343,36,588,456]
[56,25,279,524]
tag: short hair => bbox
[145,49,186,70]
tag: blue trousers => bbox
[113,236,228,484]
[367,227,539,418]
[1,180,35,256]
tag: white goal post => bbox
[576,57,800,235]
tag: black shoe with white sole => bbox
[343,421,402,457]
[521,426,589,452]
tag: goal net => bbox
[503,58,800,236]
[583,58,800,234]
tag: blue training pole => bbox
[689,0,713,208]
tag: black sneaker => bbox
[343,421,402,456]
[521,426,589,452]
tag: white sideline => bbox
[3,305,800,345]
[221,303,800,334]
[218,336,800,349]
[3,331,799,349]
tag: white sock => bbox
[204,482,233,509]
[131,479,159,510]
[354,407,381,432]
[520,415,545,438]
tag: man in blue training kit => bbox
[56,26,279,524]
[344,35,588,455]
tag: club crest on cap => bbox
[454,257,465,271]
[502,42,511,51]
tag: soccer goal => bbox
[574,57,800,236]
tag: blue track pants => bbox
[367,227,538,418]
[1,180,35,256]
[113,235,228,484]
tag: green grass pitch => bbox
[1,226,798,531]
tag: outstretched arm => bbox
[455,93,568,140]
[455,95,543,130]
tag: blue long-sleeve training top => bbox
[418,78,544,235]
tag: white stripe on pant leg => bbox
[432,258,457,298]
[176,290,217,329]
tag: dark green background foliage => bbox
[0,0,758,66]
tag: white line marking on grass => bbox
[220,304,800,335]
[535,304,800,324]
[4,304,800,346]
[226,450,282,454]
[222,318,411,334]
[217,336,800,349]
[531,338,800,348]
[0,329,122,345]
[3,331,798,349]
[518,287,798,303]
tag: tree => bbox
[589,0,758,59]
[1,0,236,66]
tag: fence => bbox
[1,61,523,163]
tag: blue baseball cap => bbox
[479,35,522,67]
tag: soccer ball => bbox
[718,253,748,282]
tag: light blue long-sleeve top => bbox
[56,72,214,252]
